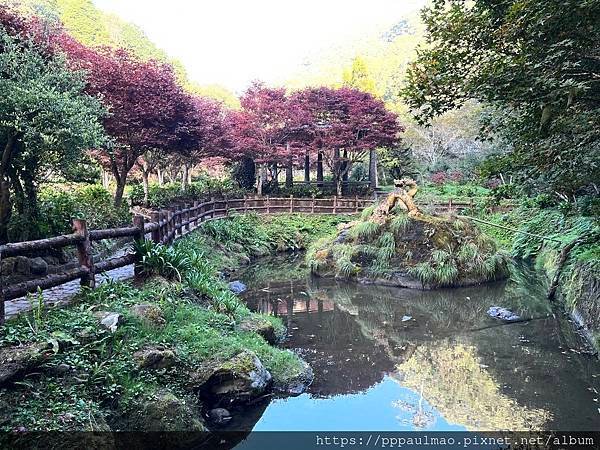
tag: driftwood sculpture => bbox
[371,178,421,223]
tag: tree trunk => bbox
[304,151,310,183]
[0,135,16,243]
[285,143,293,188]
[0,181,11,244]
[157,168,164,186]
[271,163,279,189]
[181,164,189,191]
[342,150,349,196]
[101,169,110,189]
[114,177,126,208]
[257,164,267,196]
[317,151,324,188]
[369,149,378,189]
[142,170,150,204]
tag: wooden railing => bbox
[0,194,512,323]
[0,195,374,323]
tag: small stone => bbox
[30,257,48,276]
[94,311,124,332]
[207,408,232,425]
[14,256,30,276]
[487,306,520,322]
[228,281,247,295]
[130,304,165,327]
[402,315,413,322]
[51,363,72,376]
[134,347,177,370]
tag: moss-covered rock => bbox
[120,389,205,432]
[307,201,510,289]
[0,343,51,386]
[238,317,277,344]
[133,346,177,370]
[200,350,272,405]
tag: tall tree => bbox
[62,37,186,206]
[297,87,402,195]
[403,0,600,196]
[0,7,106,241]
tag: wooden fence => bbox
[0,194,509,323]
[0,195,374,323]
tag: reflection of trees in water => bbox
[397,339,551,431]
[391,384,436,429]
[242,258,600,430]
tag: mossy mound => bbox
[306,206,510,289]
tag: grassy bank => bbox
[0,213,348,433]
[474,204,600,348]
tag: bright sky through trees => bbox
[92,0,426,91]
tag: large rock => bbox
[272,358,314,396]
[134,346,177,370]
[123,389,205,432]
[130,304,166,327]
[238,317,278,344]
[0,343,51,386]
[201,350,272,405]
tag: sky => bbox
[92,0,426,92]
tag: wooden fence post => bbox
[151,212,160,243]
[266,196,270,214]
[184,203,191,232]
[167,210,174,243]
[333,196,337,214]
[73,219,95,288]
[243,195,248,213]
[225,195,229,216]
[355,194,359,213]
[175,205,183,236]
[311,195,315,214]
[449,197,453,212]
[290,195,294,213]
[193,201,199,227]
[160,211,167,243]
[210,197,215,219]
[133,215,145,278]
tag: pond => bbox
[227,254,600,434]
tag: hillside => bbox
[286,12,425,114]
[7,0,238,107]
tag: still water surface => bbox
[233,254,600,432]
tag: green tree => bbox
[0,14,106,242]
[403,0,600,196]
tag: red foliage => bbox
[449,170,464,182]
[430,172,448,185]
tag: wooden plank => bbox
[89,227,139,241]
[3,266,89,301]
[0,234,83,257]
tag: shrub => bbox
[133,240,191,281]
[8,184,131,241]
[430,172,448,185]
[129,177,248,208]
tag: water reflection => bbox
[238,255,600,432]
